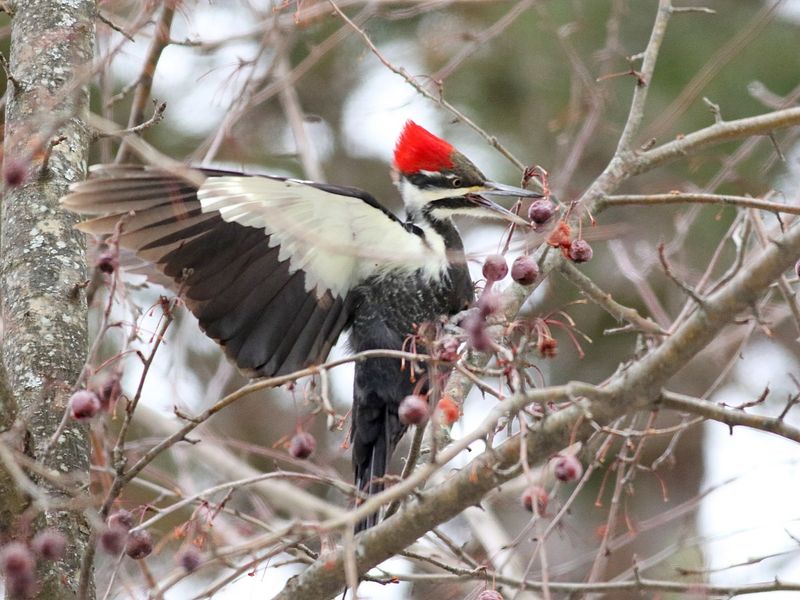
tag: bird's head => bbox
[392,120,540,225]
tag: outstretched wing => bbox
[61,165,443,377]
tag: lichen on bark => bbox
[0,0,95,598]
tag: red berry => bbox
[538,335,558,358]
[511,255,539,285]
[478,290,503,318]
[99,526,128,554]
[436,397,460,426]
[521,485,549,515]
[482,255,508,282]
[0,542,35,577]
[399,395,429,425]
[179,548,202,572]
[436,336,460,362]
[478,591,504,600]
[527,199,554,224]
[108,509,135,531]
[31,529,66,561]
[568,239,593,263]
[553,455,583,482]
[69,390,101,420]
[96,251,118,274]
[4,160,28,188]
[288,431,316,459]
[125,529,153,560]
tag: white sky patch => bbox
[280,118,337,166]
[109,5,260,136]
[342,41,442,161]
[778,0,800,24]
[699,340,800,595]
[341,44,509,180]
[117,288,220,418]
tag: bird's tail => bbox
[353,432,389,533]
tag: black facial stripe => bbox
[407,172,449,190]
[423,197,476,213]
[406,168,484,190]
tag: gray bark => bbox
[1,0,95,598]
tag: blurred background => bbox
[3,0,799,597]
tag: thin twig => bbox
[661,391,800,442]
[115,2,175,162]
[657,242,704,305]
[598,192,800,216]
[557,259,667,335]
[92,100,166,141]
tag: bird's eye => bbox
[450,177,462,188]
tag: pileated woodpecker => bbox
[62,121,539,530]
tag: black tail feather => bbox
[351,356,409,533]
[354,431,389,533]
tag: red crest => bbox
[393,121,455,175]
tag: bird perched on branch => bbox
[61,120,539,531]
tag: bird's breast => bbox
[349,264,473,353]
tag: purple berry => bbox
[482,255,508,282]
[399,395,429,425]
[511,255,539,285]
[108,509,135,531]
[288,431,316,459]
[4,160,27,188]
[99,526,128,554]
[469,326,493,352]
[521,486,548,515]
[553,455,583,482]
[6,571,35,598]
[0,542,35,577]
[568,239,593,263]
[179,548,202,572]
[478,290,503,318]
[0,542,37,596]
[461,312,484,335]
[31,529,66,561]
[528,199,554,224]
[125,529,153,560]
[96,251,118,274]
[69,390,101,420]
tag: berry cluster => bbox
[0,530,67,598]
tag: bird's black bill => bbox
[481,181,543,198]
[466,192,532,226]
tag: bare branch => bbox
[598,192,800,215]
[661,391,800,443]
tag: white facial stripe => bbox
[427,205,506,221]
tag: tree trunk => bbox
[1,0,95,598]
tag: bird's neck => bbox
[406,208,466,259]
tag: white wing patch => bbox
[197,177,449,298]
